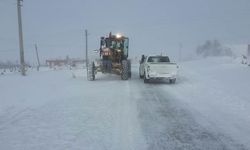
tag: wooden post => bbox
[248,44,250,66]
[17,0,26,76]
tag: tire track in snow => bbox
[111,80,147,150]
[0,107,34,131]
[131,78,247,150]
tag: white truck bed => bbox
[139,55,178,83]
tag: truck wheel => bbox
[87,62,95,81]
[121,60,129,80]
[169,78,176,84]
[144,72,149,83]
[139,70,144,79]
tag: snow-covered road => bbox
[0,57,250,150]
[130,70,247,150]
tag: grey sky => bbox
[0,0,250,63]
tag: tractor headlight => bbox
[116,33,122,39]
[116,49,121,52]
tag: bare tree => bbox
[196,40,233,57]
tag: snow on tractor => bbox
[87,32,131,80]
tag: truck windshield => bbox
[147,56,170,63]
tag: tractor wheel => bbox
[121,60,129,80]
[139,73,144,79]
[87,62,95,81]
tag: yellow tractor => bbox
[87,32,131,80]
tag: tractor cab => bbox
[100,33,129,63]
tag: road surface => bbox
[0,66,248,150]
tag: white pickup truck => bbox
[139,55,178,83]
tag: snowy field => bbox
[0,57,250,150]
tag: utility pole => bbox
[35,44,40,71]
[85,30,88,68]
[17,0,25,76]
[248,44,250,66]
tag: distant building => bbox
[46,59,68,68]
[46,58,85,68]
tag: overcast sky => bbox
[0,0,250,64]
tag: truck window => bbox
[147,56,170,63]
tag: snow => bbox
[1,57,250,149]
[0,67,147,150]
[164,57,250,148]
